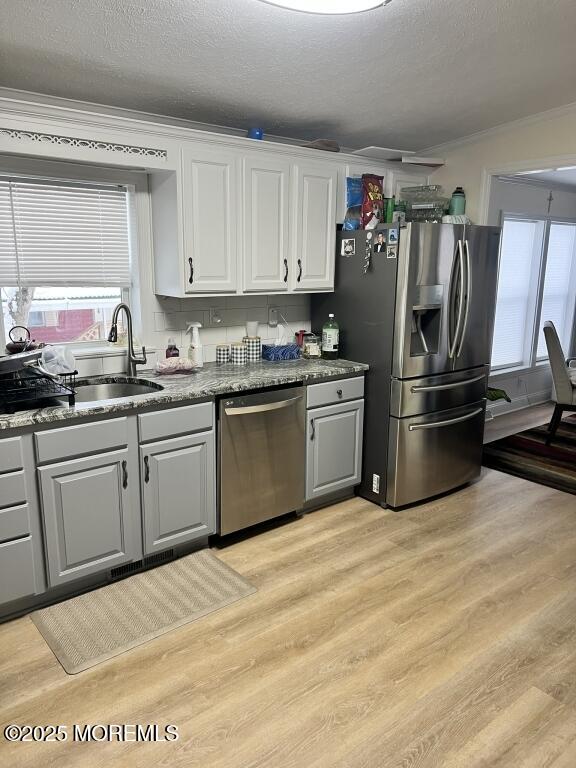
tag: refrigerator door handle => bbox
[455,239,473,359]
[410,373,486,393]
[408,407,484,431]
[448,240,466,359]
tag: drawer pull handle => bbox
[408,407,483,431]
[297,259,302,282]
[410,373,486,393]
[188,257,194,284]
[310,418,315,441]
[283,258,288,283]
[144,455,150,483]
[337,388,343,398]
[122,460,128,489]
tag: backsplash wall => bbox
[74,294,312,376]
[150,293,312,363]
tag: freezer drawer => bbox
[387,400,485,508]
[390,366,488,418]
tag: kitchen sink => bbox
[72,377,164,403]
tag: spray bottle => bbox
[186,322,203,368]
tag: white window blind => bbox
[491,219,541,368]
[0,177,131,287]
[537,222,576,358]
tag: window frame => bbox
[491,211,576,374]
[0,159,141,350]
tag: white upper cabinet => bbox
[291,160,338,292]
[181,145,239,294]
[242,154,291,293]
[386,169,428,199]
[151,141,386,297]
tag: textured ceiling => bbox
[0,0,576,150]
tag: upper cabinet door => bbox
[291,161,338,292]
[243,154,291,292]
[181,145,239,293]
[387,170,427,199]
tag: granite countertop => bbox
[0,358,368,431]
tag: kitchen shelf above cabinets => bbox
[150,142,338,297]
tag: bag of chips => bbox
[361,174,384,229]
[342,176,362,230]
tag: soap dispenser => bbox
[165,337,179,358]
[186,322,204,368]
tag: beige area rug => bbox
[31,549,256,674]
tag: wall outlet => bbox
[268,306,278,327]
[372,474,380,494]
[209,308,223,326]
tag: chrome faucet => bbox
[107,303,147,377]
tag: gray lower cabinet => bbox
[141,430,215,554]
[38,448,142,586]
[0,434,46,609]
[0,537,37,604]
[306,398,364,501]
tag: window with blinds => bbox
[0,177,131,287]
[536,222,576,358]
[491,214,576,371]
[491,219,541,369]
[0,176,133,345]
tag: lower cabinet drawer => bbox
[0,436,23,474]
[0,503,30,543]
[35,417,129,464]
[307,376,365,409]
[138,402,213,442]
[0,470,27,509]
[0,537,37,604]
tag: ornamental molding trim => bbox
[0,125,168,160]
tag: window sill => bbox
[490,361,551,380]
[67,344,157,360]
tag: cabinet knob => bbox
[337,388,343,398]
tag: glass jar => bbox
[302,333,321,358]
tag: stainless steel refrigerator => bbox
[311,222,501,508]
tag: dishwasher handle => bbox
[224,395,303,416]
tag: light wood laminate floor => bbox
[2,469,576,767]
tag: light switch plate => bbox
[372,474,380,494]
[268,306,278,327]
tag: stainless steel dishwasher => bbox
[219,386,305,535]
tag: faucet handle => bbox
[140,345,147,365]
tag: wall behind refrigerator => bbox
[426,106,576,415]
[425,102,576,223]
